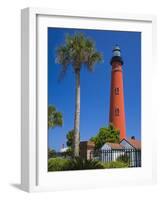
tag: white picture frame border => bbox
[21,7,157,192]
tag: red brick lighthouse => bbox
[109,45,126,140]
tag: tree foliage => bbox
[48,148,56,159]
[66,129,74,147]
[56,33,102,80]
[66,129,78,157]
[90,123,120,149]
[48,105,63,129]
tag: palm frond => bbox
[86,52,102,71]
[69,157,104,170]
[55,33,103,78]
[48,105,63,129]
[56,45,71,80]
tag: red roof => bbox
[105,142,123,149]
[121,138,141,149]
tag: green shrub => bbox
[48,157,104,171]
[102,161,128,168]
[48,157,128,171]
[69,157,104,170]
[116,154,129,164]
[48,157,71,171]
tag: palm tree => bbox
[56,33,102,157]
[48,105,63,129]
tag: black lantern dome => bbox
[110,45,124,65]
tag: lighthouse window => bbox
[114,87,119,95]
[115,108,120,116]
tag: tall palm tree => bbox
[56,33,102,157]
[48,105,63,129]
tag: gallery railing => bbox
[90,149,141,167]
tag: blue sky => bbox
[48,27,141,151]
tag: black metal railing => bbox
[90,149,141,167]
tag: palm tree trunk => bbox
[74,69,80,157]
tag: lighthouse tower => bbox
[109,45,126,140]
